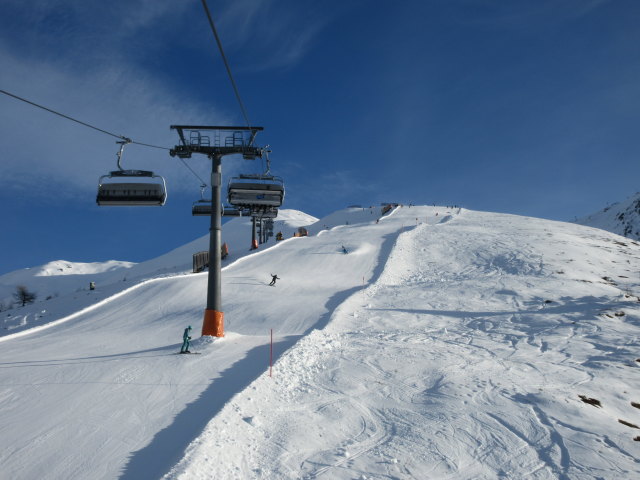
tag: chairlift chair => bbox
[192,200,247,217]
[97,170,167,206]
[224,207,246,217]
[96,140,167,206]
[250,207,278,219]
[191,184,213,216]
[192,199,213,216]
[227,174,284,208]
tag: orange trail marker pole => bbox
[269,328,273,377]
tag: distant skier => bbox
[342,245,348,254]
[180,325,192,353]
[269,274,280,286]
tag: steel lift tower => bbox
[170,125,264,337]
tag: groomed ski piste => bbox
[1,205,639,479]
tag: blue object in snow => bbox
[181,326,192,353]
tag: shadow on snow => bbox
[119,335,300,480]
[304,230,409,334]
[119,227,408,479]
[0,345,177,368]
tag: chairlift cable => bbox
[2,87,209,190]
[131,140,170,151]
[200,0,255,144]
[0,88,170,151]
[178,157,209,188]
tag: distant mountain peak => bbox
[577,191,640,240]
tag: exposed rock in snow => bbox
[577,191,640,240]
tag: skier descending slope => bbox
[269,274,280,286]
[180,326,192,354]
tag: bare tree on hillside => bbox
[14,285,37,307]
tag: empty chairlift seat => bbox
[97,170,167,206]
[191,201,248,217]
[227,175,284,208]
[252,207,278,218]
[192,201,213,216]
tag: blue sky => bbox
[1,0,639,275]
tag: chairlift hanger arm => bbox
[115,138,132,171]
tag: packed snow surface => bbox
[1,205,639,480]
[0,209,317,335]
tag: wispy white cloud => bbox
[0,0,348,200]
[0,44,221,198]
[1,0,316,198]
[213,0,349,72]
[3,0,188,44]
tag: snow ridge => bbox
[166,209,640,480]
[0,209,317,335]
[577,191,640,240]
[1,205,640,480]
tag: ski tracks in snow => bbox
[291,212,639,478]
[166,208,640,479]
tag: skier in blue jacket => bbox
[181,326,192,353]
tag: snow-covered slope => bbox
[1,205,639,480]
[0,204,408,479]
[168,209,640,480]
[577,191,640,240]
[0,209,317,334]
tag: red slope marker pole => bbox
[270,328,273,378]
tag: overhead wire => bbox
[3,6,263,192]
[200,0,254,142]
[0,88,169,150]
[1,87,213,187]
[178,157,208,188]
[2,88,128,142]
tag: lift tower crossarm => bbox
[170,125,264,131]
[169,145,263,158]
[169,125,265,337]
[169,125,264,159]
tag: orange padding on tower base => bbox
[202,309,224,337]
